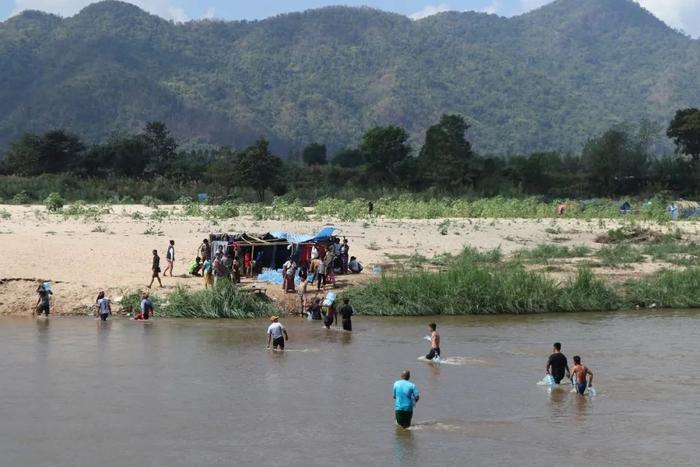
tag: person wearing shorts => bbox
[425,323,441,360]
[148,249,162,288]
[571,355,593,395]
[267,316,288,350]
[393,370,420,428]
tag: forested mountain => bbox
[1,0,699,155]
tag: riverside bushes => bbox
[346,247,700,315]
[160,281,280,319]
[345,249,621,315]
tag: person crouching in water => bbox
[393,370,420,428]
[95,291,111,321]
[267,316,289,350]
[426,323,441,361]
[135,292,154,320]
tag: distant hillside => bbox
[1,0,699,155]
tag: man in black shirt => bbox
[339,298,354,331]
[546,342,570,384]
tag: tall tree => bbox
[302,143,328,166]
[2,130,85,176]
[667,109,700,164]
[236,138,284,202]
[331,148,365,168]
[141,121,177,175]
[360,126,411,185]
[419,114,474,193]
[581,126,648,196]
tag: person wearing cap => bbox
[267,316,289,350]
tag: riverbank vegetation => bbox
[345,244,700,316]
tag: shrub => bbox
[44,192,65,212]
[140,195,160,208]
[161,281,281,318]
[12,191,31,205]
[205,202,240,219]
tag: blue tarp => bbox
[269,226,336,245]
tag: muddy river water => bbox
[0,311,698,466]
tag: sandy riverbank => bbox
[1,205,697,315]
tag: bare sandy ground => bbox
[1,205,698,315]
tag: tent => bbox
[668,201,700,220]
[619,201,632,215]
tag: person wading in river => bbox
[393,370,420,428]
[571,356,594,395]
[267,316,289,351]
[339,298,354,331]
[426,323,441,361]
[546,342,570,384]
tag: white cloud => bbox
[410,3,452,20]
[636,0,700,37]
[12,0,190,22]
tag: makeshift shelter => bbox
[208,232,291,270]
[269,226,338,264]
[619,201,632,215]
[668,201,700,220]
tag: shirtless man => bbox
[571,356,593,395]
[426,323,441,360]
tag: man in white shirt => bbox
[267,316,289,350]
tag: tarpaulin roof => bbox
[268,226,336,245]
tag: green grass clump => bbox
[205,202,239,219]
[515,244,591,262]
[140,195,160,208]
[640,241,700,267]
[161,281,281,319]
[62,202,112,221]
[597,244,645,267]
[625,268,700,308]
[0,208,11,220]
[345,248,620,315]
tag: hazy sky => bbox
[2,0,700,37]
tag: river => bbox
[0,311,698,466]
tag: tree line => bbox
[2,110,700,202]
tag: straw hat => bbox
[270,316,279,322]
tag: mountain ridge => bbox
[1,0,699,155]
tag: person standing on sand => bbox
[95,291,111,321]
[163,240,175,277]
[199,239,210,262]
[316,259,327,290]
[426,323,441,361]
[148,249,162,288]
[339,298,354,331]
[267,316,289,351]
[368,201,374,219]
[135,292,154,320]
[35,283,52,317]
[282,258,296,293]
[202,256,214,289]
[546,342,570,384]
[393,370,420,428]
[571,356,594,395]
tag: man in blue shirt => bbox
[392,370,420,428]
